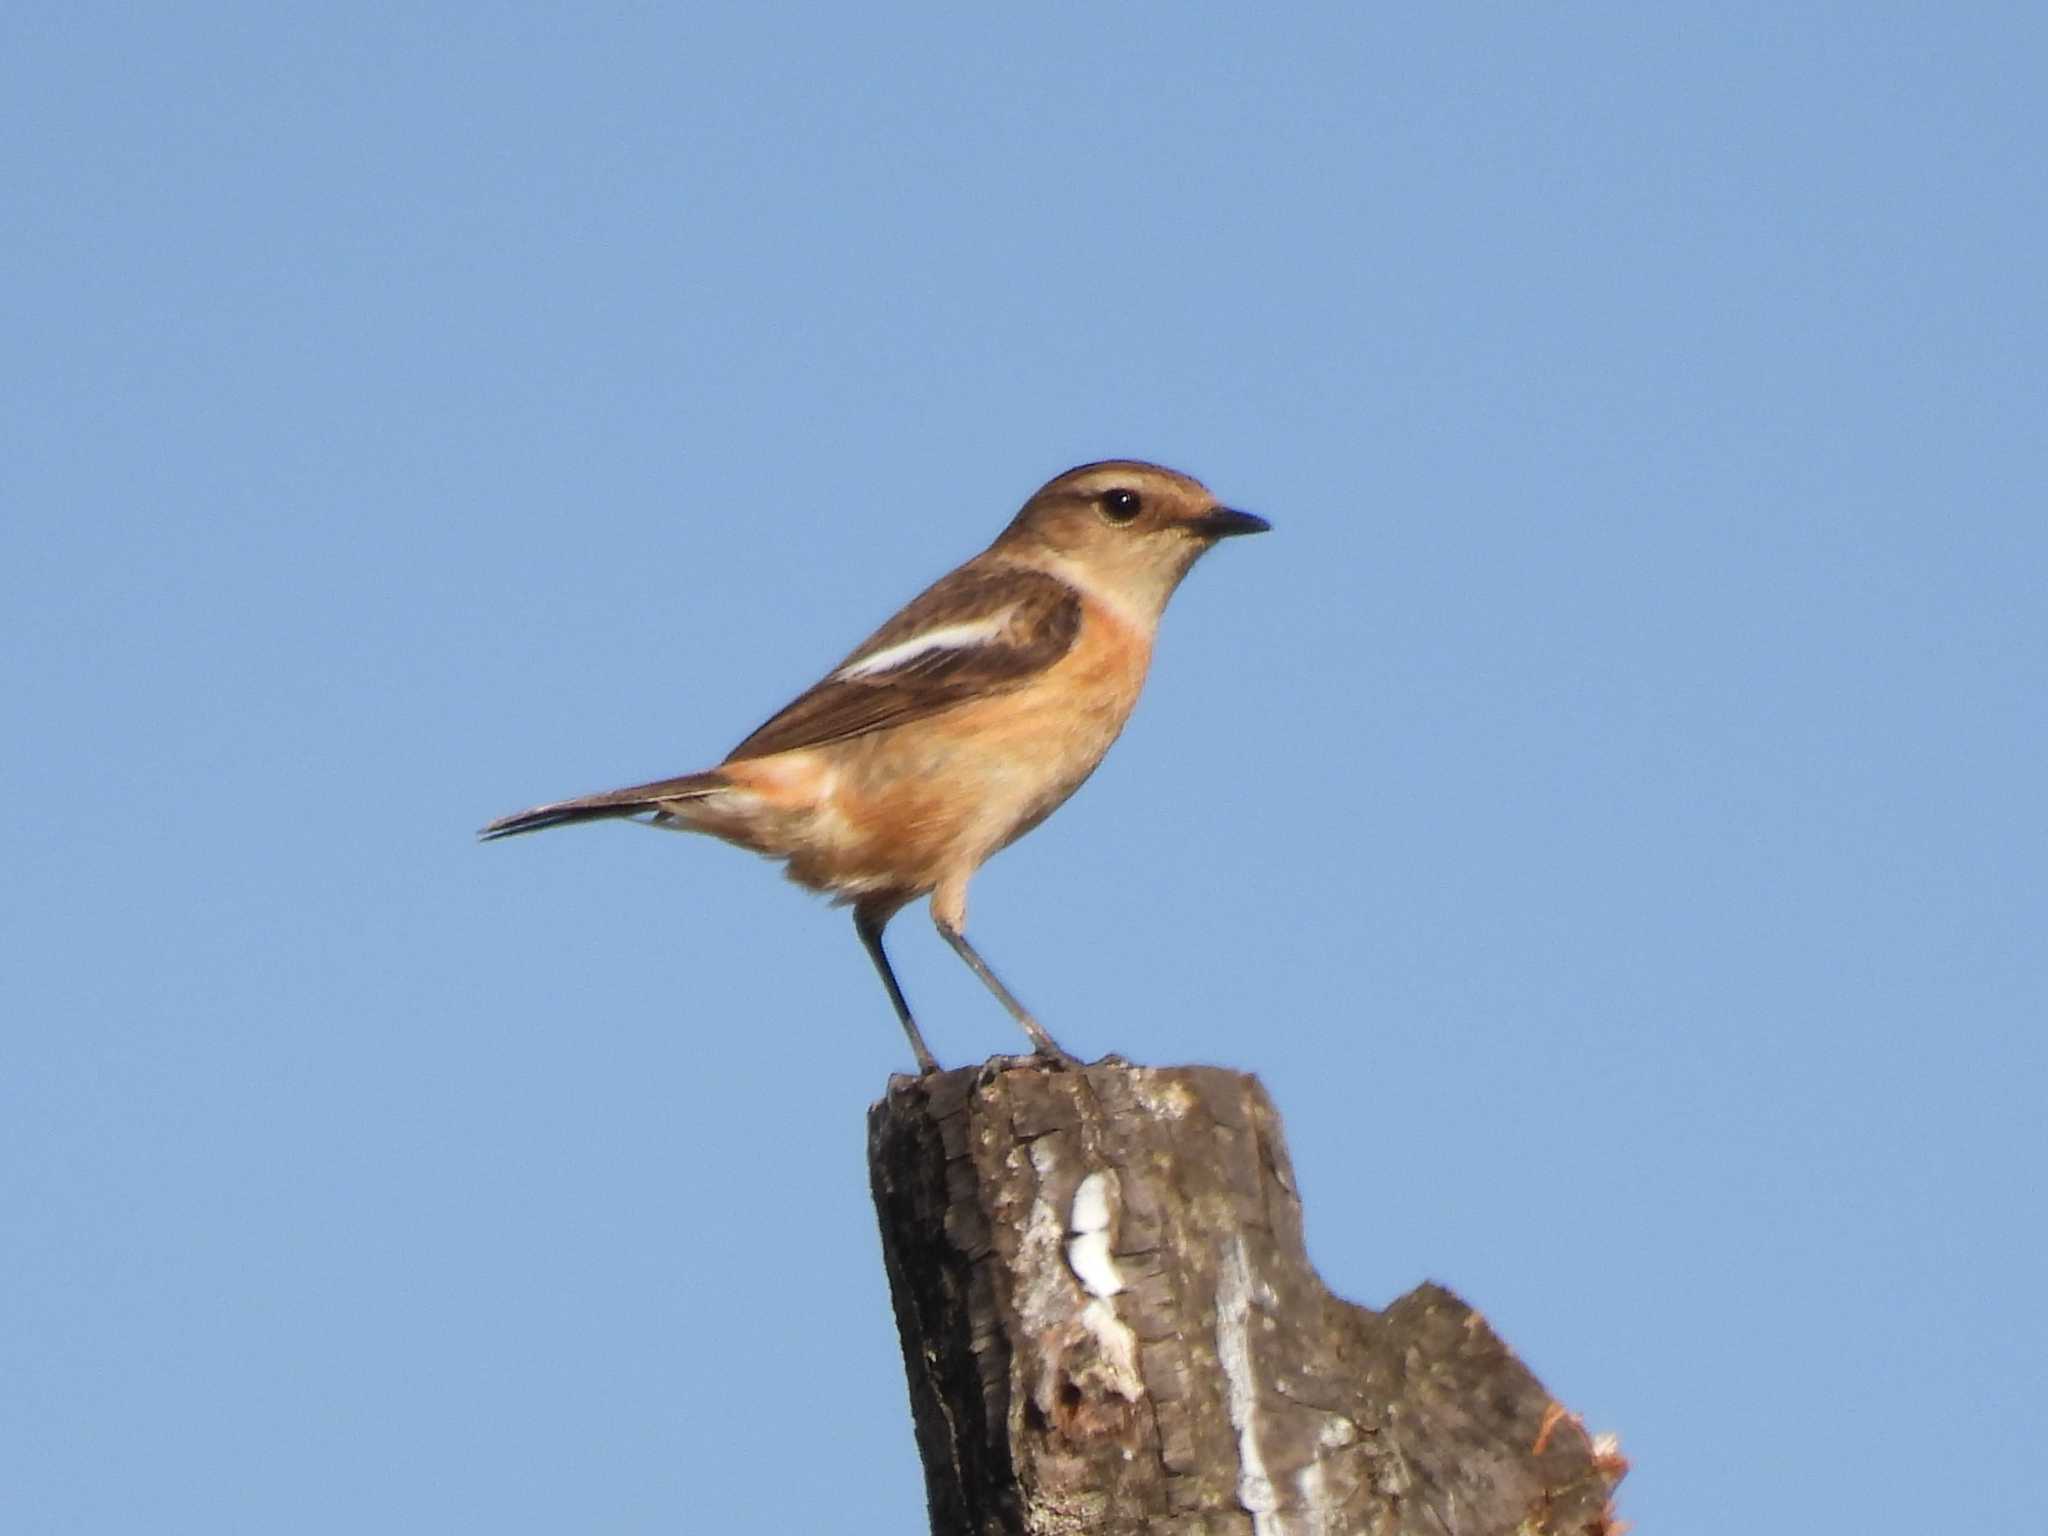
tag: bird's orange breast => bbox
[727,595,1153,904]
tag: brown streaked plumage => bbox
[480,459,1269,1072]
[726,566,1084,761]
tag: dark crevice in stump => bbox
[868,1058,1626,1536]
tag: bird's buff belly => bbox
[697,690,1133,903]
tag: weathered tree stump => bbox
[868,1058,1625,1536]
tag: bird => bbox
[480,459,1269,1073]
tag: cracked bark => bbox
[868,1059,1626,1536]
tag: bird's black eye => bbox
[1100,488,1143,525]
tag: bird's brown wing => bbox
[723,564,1082,763]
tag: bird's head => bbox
[992,460,1269,622]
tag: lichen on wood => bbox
[868,1059,1625,1536]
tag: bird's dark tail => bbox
[477,770,727,841]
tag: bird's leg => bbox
[854,907,941,1075]
[933,917,1079,1066]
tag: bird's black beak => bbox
[1191,506,1271,539]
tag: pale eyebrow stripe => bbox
[835,615,1012,680]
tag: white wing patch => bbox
[835,615,1011,680]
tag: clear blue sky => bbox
[5,6,2042,1531]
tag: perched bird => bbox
[481,460,1268,1073]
